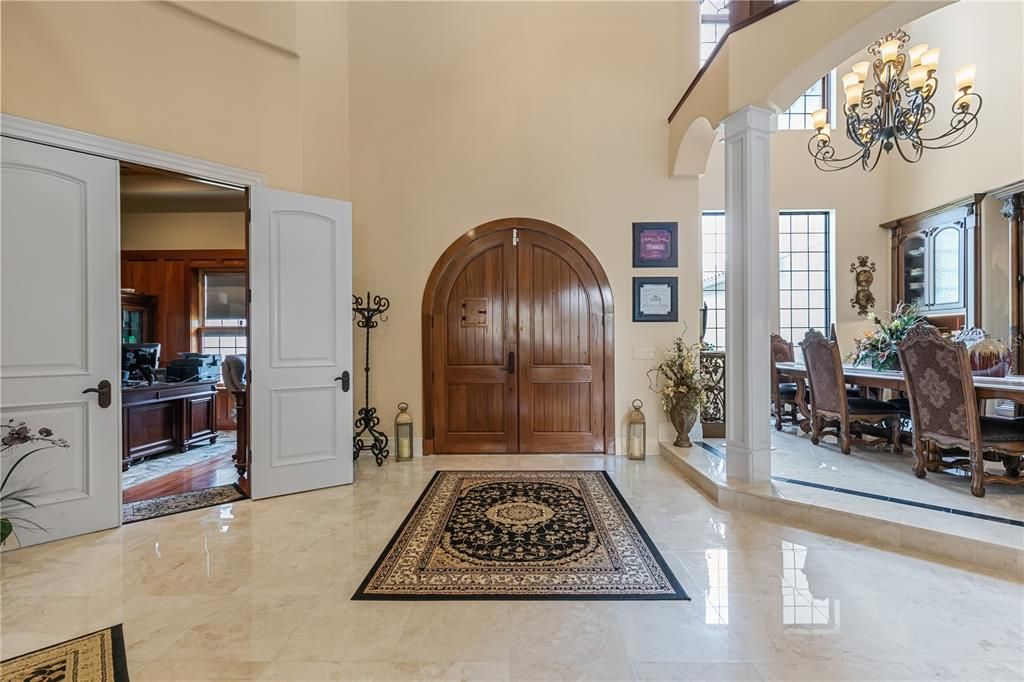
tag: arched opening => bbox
[422,218,615,454]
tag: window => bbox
[701,211,727,349]
[199,271,247,370]
[779,211,832,344]
[699,0,730,66]
[777,75,832,131]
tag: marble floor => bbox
[2,453,1022,681]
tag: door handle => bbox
[504,351,516,374]
[335,371,351,392]
[82,379,112,408]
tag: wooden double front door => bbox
[425,219,613,454]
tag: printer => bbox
[166,353,222,383]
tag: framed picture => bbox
[633,277,678,322]
[632,222,678,268]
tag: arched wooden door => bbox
[423,218,614,454]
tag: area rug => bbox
[354,470,688,600]
[122,432,237,488]
[0,624,129,681]
[122,483,245,524]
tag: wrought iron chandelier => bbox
[808,30,982,172]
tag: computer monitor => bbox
[122,343,160,373]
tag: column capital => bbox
[722,105,775,139]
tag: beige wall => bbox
[350,1,699,446]
[1,0,350,199]
[121,212,246,251]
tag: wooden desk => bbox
[775,362,1024,431]
[122,380,219,470]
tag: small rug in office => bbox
[123,484,245,524]
[0,624,129,682]
[355,470,688,600]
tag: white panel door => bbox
[1,137,121,546]
[249,188,353,499]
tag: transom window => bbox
[779,211,831,344]
[777,75,832,130]
[699,0,730,66]
[701,211,727,350]
[199,271,247,368]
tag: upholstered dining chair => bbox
[771,334,802,431]
[897,325,1024,497]
[800,329,903,455]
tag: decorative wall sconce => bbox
[850,256,877,316]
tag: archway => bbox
[422,218,614,454]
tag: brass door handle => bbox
[82,379,112,408]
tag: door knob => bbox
[335,371,351,392]
[82,379,112,408]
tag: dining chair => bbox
[897,325,1024,497]
[771,333,802,431]
[800,329,903,455]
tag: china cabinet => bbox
[884,195,982,328]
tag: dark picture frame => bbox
[633,277,678,322]
[632,222,678,268]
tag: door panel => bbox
[433,234,517,453]
[517,231,605,453]
[1,137,121,546]
[249,188,353,498]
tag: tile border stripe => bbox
[694,441,1024,528]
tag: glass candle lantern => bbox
[627,399,646,461]
[395,402,413,462]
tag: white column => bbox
[723,106,774,484]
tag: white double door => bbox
[1,136,353,548]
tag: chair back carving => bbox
[897,325,980,445]
[800,329,845,415]
[771,333,794,385]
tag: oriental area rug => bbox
[0,625,129,682]
[354,470,688,600]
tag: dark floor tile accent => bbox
[694,440,1024,528]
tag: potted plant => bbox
[850,303,924,371]
[647,331,708,447]
[2,419,69,548]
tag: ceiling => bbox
[120,164,246,213]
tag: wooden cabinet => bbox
[122,380,219,470]
[885,195,982,328]
[214,387,237,430]
[121,291,157,343]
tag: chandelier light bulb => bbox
[955,64,976,92]
[852,61,871,82]
[921,48,940,72]
[908,44,929,67]
[841,72,861,91]
[810,108,829,131]
[879,39,901,64]
[908,65,929,91]
[845,83,863,108]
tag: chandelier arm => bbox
[918,93,983,149]
[891,134,923,164]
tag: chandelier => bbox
[808,30,982,172]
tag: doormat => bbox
[354,470,688,600]
[123,484,245,524]
[0,624,129,681]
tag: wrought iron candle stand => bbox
[353,292,390,466]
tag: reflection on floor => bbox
[3,453,1021,680]
[122,432,238,504]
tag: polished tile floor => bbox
[2,453,1022,680]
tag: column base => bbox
[725,441,772,484]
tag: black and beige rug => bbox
[354,470,687,600]
[0,624,129,681]
[122,483,245,524]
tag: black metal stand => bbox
[353,292,390,466]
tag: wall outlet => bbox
[633,346,655,360]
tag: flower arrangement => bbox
[646,332,708,414]
[850,303,924,371]
[2,419,70,546]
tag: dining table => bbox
[775,361,1024,432]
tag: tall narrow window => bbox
[777,75,832,130]
[779,211,832,344]
[701,211,727,349]
[199,271,247,368]
[699,0,730,66]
